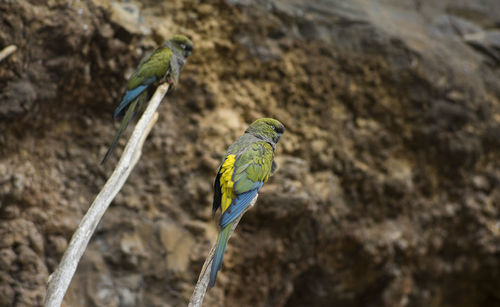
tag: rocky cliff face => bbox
[1,0,500,306]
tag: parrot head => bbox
[246,118,285,144]
[167,34,194,58]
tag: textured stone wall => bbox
[1,0,499,306]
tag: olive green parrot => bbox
[209,118,285,288]
[101,34,193,164]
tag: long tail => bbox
[114,76,156,119]
[113,85,148,119]
[101,98,139,164]
[209,222,233,288]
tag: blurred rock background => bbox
[1,0,500,306]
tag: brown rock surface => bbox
[1,0,500,306]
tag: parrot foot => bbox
[165,79,176,90]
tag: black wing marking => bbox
[212,169,222,217]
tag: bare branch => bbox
[0,45,17,62]
[44,83,170,307]
[188,196,258,307]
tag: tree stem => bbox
[44,83,170,307]
[188,196,258,307]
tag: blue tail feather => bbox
[114,76,156,118]
[220,185,261,228]
[209,223,232,288]
[208,184,263,287]
[101,98,138,164]
[113,85,148,118]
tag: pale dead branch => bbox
[188,196,258,307]
[0,45,17,62]
[44,83,170,307]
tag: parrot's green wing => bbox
[232,141,273,193]
[113,47,173,119]
[212,141,274,218]
[215,141,273,228]
[127,46,173,90]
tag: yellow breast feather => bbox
[219,155,236,213]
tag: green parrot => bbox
[209,118,285,288]
[101,34,194,164]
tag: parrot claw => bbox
[166,79,176,89]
